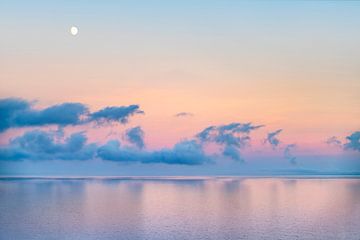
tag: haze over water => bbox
[1,177,359,240]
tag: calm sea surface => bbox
[0,177,360,240]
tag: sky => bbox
[0,0,359,175]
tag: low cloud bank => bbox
[0,129,210,165]
[98,139,210,165]
[3,98,357,166]
[0,122,263,165]
[0,130,96,161]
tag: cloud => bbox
[0,98,88,132]
[325,136,342,147]
[344,131,360,152]
[196,126,216,142]
[0,98,30,132]
[0,146,29,161]
[96,140,141,162]
[174,112,194,117]
[0,130,97,161]
[0,98,143,132]
[1,129,212,165]
[97,139,211,165]
[326,131,360,153]
[264,129,297,165]
[196,122,263,147]
[196,122,263,161]
[284,144,297,165]
[222,145,243,162]
[90,105,144,124]
[264,129,300,164]
[215,122,264,134]
[0,122,269,165]
[264,129,282,148]
[126,126,145,149]
[147,140,211,165]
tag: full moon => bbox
[70,26,78,36]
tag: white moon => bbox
[70,26,78,36]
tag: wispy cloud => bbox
[264,129,282,149]
[264,129,298,164]
[284,144,297,165]
[325,136,342,147]
[174,112,194,117]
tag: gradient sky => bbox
[0,1,359,175]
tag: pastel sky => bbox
[0,1,359,175]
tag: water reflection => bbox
[0,178,360,240]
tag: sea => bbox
[0,177,359,240]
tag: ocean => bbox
[1,177,359,239]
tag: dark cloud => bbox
[0,98,143,132]
[174,112,194,117]
[126,126,145,149]
[284,144,297,165]
[264,129,282,148]
[344,131,360,152]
